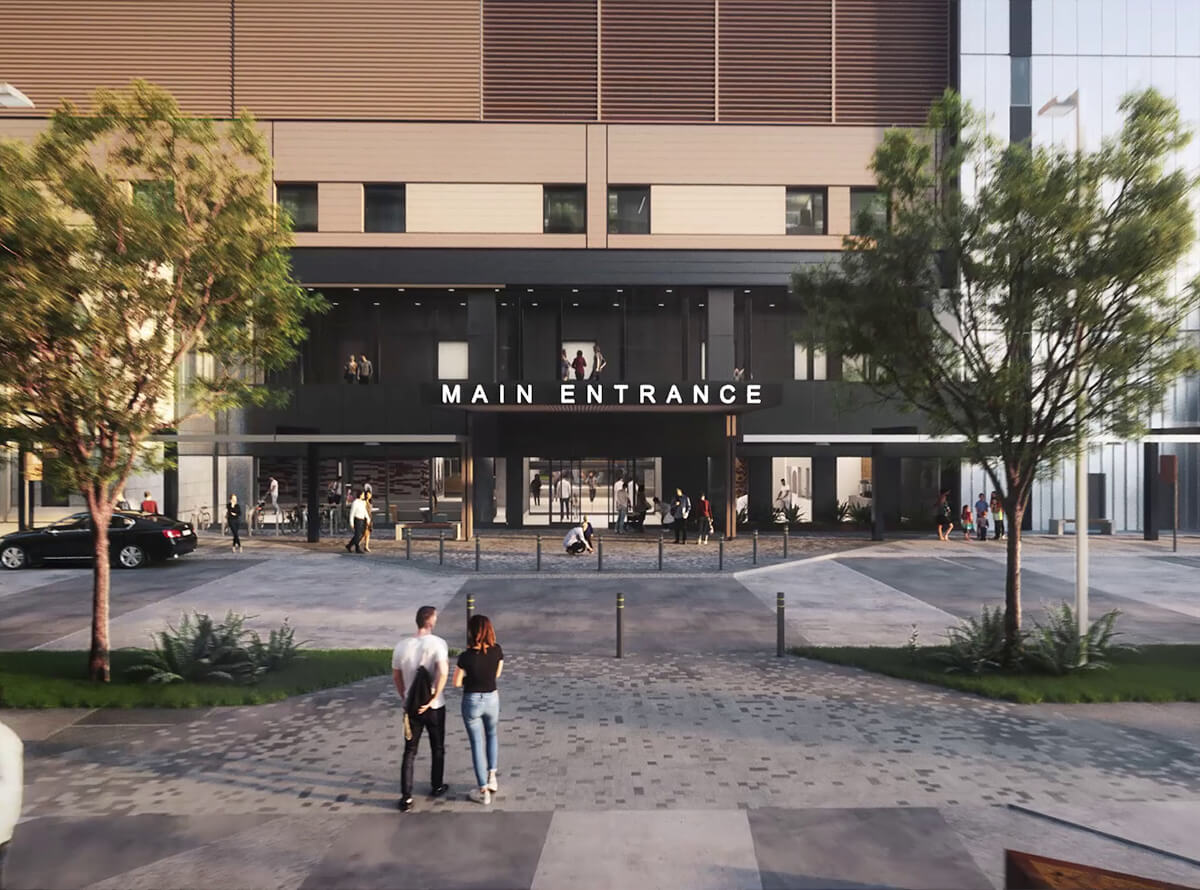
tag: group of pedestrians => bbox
[935,490,1006,542]
[392,606,504,810]
[342,353,375,384]
[345,488,375,553]
[559,345,607,381]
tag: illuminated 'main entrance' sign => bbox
[437,381,766,407]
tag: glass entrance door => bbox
[524,457,662,527]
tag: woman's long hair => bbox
[468,614,496,653]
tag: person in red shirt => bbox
[696,493,714,544]
[140,491,159,514]
[571,350,587,380]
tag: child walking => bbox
[961,505,974,541]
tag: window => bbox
[607,186,650,234]
[364,184,405,232]
[1011,57,1031,107]
[276,183,318,232]
[812,349,827,381]
[438,341,469,380]
[794,344,808,380]
[850,189,887,235]
[785,188,826,235]
[132,180,174,213]
[543,185,586,234]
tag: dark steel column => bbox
[306,442,320,542]
[163,438,179,520]
[724,414,739,539]
[812,456,838,523]
[1143,441,1160,541]
[706,288,735,380]
[16,445,26,531]
[871,444,884,541]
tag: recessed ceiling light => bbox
[448,288,455,292]
[352,287,359,292]
[531,302,539,307]
[414,301,422,307]
[494,288,500,292]
[306,287,314,291]
[744,289,751,293]
[500,302,508,307]
[459,301,466,307]
[612,302,620,308]
[698,303,705,308]
[572,302,579,307]
[332,301,340,307]
[768,303,776,308]
[657,302,665,308]
[616,289,624,293]
[666,289,673,293]
[397,287,405,292]
[572,288,579,293]
[527,288,534,293]
[373,301,380,306]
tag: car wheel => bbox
[0,545,28,570]
[117,544,147,569]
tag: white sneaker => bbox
[487,771,498,793]
[469,787,491,805]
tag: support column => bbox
[747,456,772,525]
[724,414,739,538]
[870,445,884,541]
[461,424,474,542]
[1143,441,1160,541]
[306,442,320,542]
[812,455,838,523]
[163,438,179,520]
[467,292,498,381]
[473,456,495,525]
[17,444,26,531]
[506,455,525,529]
[706,288,735,380]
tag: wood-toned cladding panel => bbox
[0,1,231,117]
[834,0,950,126]
[483,0,598,121]
[234,0,480,120]
[717,0,832,123]
[601,0,716,122]
[651,185,784,235]
[406,184,543,234]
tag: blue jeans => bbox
[616,506,627,533]
[461,691,499,788]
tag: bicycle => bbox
[191,505,211,531]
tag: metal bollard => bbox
[616,591,624,659]
[405,528,411,560]
[776,591,785,656]
[658,533,664,571]
[719,536,724,571]
[597,536,603,572]
[536,534,542,572]
[439,531,445,565]
[753,530,758,565]
[783,526,789,559]
[475,535,481,572]
[467,593,476,645]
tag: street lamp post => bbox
[0,83,35,109]
[1038,90,1089,662]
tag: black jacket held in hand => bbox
[405,665,433,717]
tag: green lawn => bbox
[0,649,395,709]
[791,644,1200,704]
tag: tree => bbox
[0,81,324,681]
[793,89,1200,655]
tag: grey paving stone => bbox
[76,708,210,726]
[299,812,553,890]
[747,807,991,890]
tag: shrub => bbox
[937,605,1012,675]
[848,503,873,527]
[1025,603,1128,675]
[127,612,308,685]
[248,618,308,672]
[773,504,806,527]
[835,500,851,523]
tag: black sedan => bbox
[0,511,198,570]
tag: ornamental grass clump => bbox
[937,605,1012,675]
[127,611,306,685]
[1025,604,1128,675]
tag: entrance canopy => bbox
[426,381,781,413]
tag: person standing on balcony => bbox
[358,354,373,384]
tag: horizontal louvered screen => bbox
[718,0,832,123]
[602,0,716,122]
[234,0,480,120]
[0,1,231,117]
[834,0,949,126]
[483,0,598,121]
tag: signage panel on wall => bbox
[425,381,780,410]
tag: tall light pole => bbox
[0,83,35,108]
[1038,90,1089,661]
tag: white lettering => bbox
[471,384,489,405]
[665,385,683,405]
[587,384,603,404]
[613,384,630,404]
[692,384,710,404]
[639,384,656,404]
[719,384,736,404]
[498,384,505,404]
[560,383,576,404]
[746,384,761,405]
[441,383,462,404]
[517,384,533,404]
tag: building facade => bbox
[7,1,1187,535]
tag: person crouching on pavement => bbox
[563,524,592,555]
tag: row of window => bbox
[274,183,887,236]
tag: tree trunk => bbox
[1003,496,1026,664]
[86,491,114,683]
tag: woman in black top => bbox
[453,614,503,805]
[226,494,242,552]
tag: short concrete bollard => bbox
[776,591,785,657]
[658,533,664,571]
[753,530,758,565]
[718,537,724,571]
[536,535,542,572]
[467,594,476,645]
[405,528,411,561]
[616,591,624,659]
[439,531,445,565]
[475,535,481,572]
[783,527,789,559]
[597,536,603,572]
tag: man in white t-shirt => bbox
[557,473,573,521]
[0,719,22,887]
[392,605,449,812]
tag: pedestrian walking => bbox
[571,349,587,380]
[586,471,597,505]
[671,487,692,544]
[935,490,953,542]
[590,345,607,380]
[530,473,541,506]
[559,349,570,381]
[557,473,572,522]
[974,492,989,542]
[454,615,503,805]
[990,491,1005,540]
[614,478,629,534]
[268,476,279,516]
[226,494,242,552]
[362,490,375,553]
[961,504,974,541]
[392,606,450,812]
[696,492,713,544]
[346,490,370,553]
[140,490,159,514]
[343,353,358,383]
[358,354,373,384]
[775,478,791,512]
